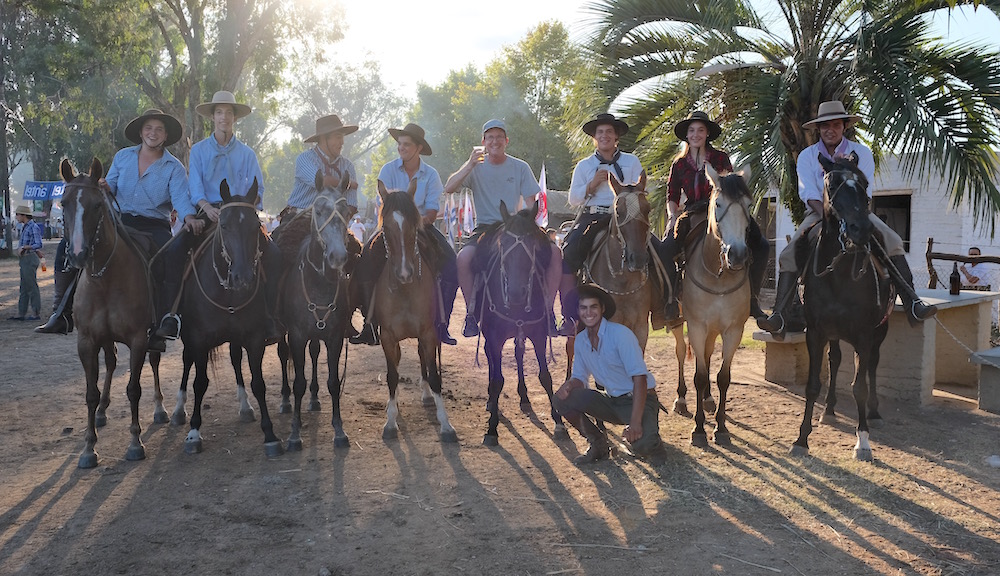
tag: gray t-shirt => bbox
[460,155,538,226]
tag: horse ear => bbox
[736,164,752,184]
[847,151,860,166]
[340,173,352,193]
[89,157,103,180]
[314,170,324,193]
[499,200,511,222]
[705,162,722,190]
[60,158,75,182]
[818,154,836,173]
[220,179,232,203]
[406,177,418,199]
[377,180,388,202]
[608,173,622,195]
[247,177,259,206]
[531,198,539,219]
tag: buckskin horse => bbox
[792,153,892,461]
[683,164,753,447]
[180,179,282,456]
[373,180,457,442]
[60,158,167,468]
[475,201,564,445]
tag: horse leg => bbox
[95,343,116,428]
[308,338,322,411]
[515,336,534,416]
[532,334,566,439]
[185,351,210,454]
[565,333,575,382]
[246,344,283,457]
[382,339,402,440]
[231,344,255,423]
[866,337,884,428]
[791,329,826,456]
[483,338,504,446]
[853,344,874,461]
[713,325,742,446]
[171,345,192,425]
[688,326,711,447]
[286,334,308,451]
[419,335,457,442]
[123,338,147,461]
[671,324,691,417]
[77,338,102,468]
[277,336,292,414]
[327,336,350,448]
[821,340,841,424]
[148,351,168,424]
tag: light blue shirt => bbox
[797,138,875,208]
[188,134,265,211]
[105,145,192,221]
[568,150,644,207]
[287,147,358,209]
[377,158,444,216]
[571,318,656,397]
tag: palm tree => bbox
[582,0,1000,230]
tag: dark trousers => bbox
[561,212,611,274]
[553,387,663,455]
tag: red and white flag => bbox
[535,163,548,228]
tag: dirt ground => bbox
[2,243,999,576]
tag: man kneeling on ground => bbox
[554,284,666,464]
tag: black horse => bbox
[180,179,282,456]
[475,201,564,446]
[792,153,892,461]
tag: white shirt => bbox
[570,318,655,397]
[797,138,875,208]
[568,150,644,207]
[349,220,366,242]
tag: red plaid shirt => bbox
[666,148,733,207]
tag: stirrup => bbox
[158,313,181,340]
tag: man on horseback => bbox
[153,91,283,348]
[554,284,666,464]
[282,114,361,219]
[444,119,562,338]
[350,123,459,346]
[758,100,937,337]
[558,113,648,334]
[36,109,191,337]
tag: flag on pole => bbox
[445,194,457,245]
[535,163,548,228]
[462,190,475,234]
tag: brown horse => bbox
[374,180,456,442]
[683,164,753,447]
[60,158,165,469]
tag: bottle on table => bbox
[949,262,961,295]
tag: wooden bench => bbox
[969,348,1000,414]
[751,330,855,387]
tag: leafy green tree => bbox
[585,0,1000,229]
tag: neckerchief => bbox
[595,149,624,182]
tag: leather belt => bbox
[583,205,612,215]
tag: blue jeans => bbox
[19,251,41,317]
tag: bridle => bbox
[299,195,350,330]
[381,207,423,287]
[813,170,873,280]
[190,201,263,314]
[606,191,650,278]
[687,186,750,295]
[63,181,120,278]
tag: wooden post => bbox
[926,237,938,289]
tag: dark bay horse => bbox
[374,180,457,442]
[60,158,166,468]
[180,179,282,456]
[792,153,891,461]
[475,202,563,445]
[278,173,353,449]
[683,165,753,447]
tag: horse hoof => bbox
[153,410,169,425]
[691,432,709,448]
[672,400,692,418]
[482,435,499,447]
[713,431,732,446]
[239,409,256,423]
[264,441,284,457]
[440,430,459,443]
[819,412,836,425]
[125,445,146,461]
[78,452,98,469]
[95,414,108,428]
[382,428,398,440]
[170,412,187,426]
[703,399,717,415]
[184,439,203,454]
[308,400,322,412]
[553,425,570,441]
[333,436,351,448]
[868,417,885,429]
[854,447,873,462]
[789,444,809,457]
[286,438,303,452]
[279,402,292,414]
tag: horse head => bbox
[820,152,872,249]
[217,178,262,290]
[496,200,549,309]
[60,157,108,269]
[609,176,650,272]
[377,178,421,284]
[706,163,753,271]
[310,171,352,273]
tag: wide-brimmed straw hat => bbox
[388,123,432,155]
[195,91,252,119]
[577,284,616,319]
[802,100,862,128]
[582,113,629,137]
[674,111,722,142]
[304,114,359,143]
[124,109,183,147]
[14,205,32,216]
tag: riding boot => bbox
[757,271,799,340]
[438,279,458,345]
[349,280,380,346]
[889,255,938,326]
[564,413,612,465]
[35,268,77,335]
[463,313,480,338]
[749,252,767,320]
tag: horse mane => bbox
[494,207,551,268]
[273,209,313,262]
[824,155,869,195]
[378,190,421,229]
[714,172,751,202]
